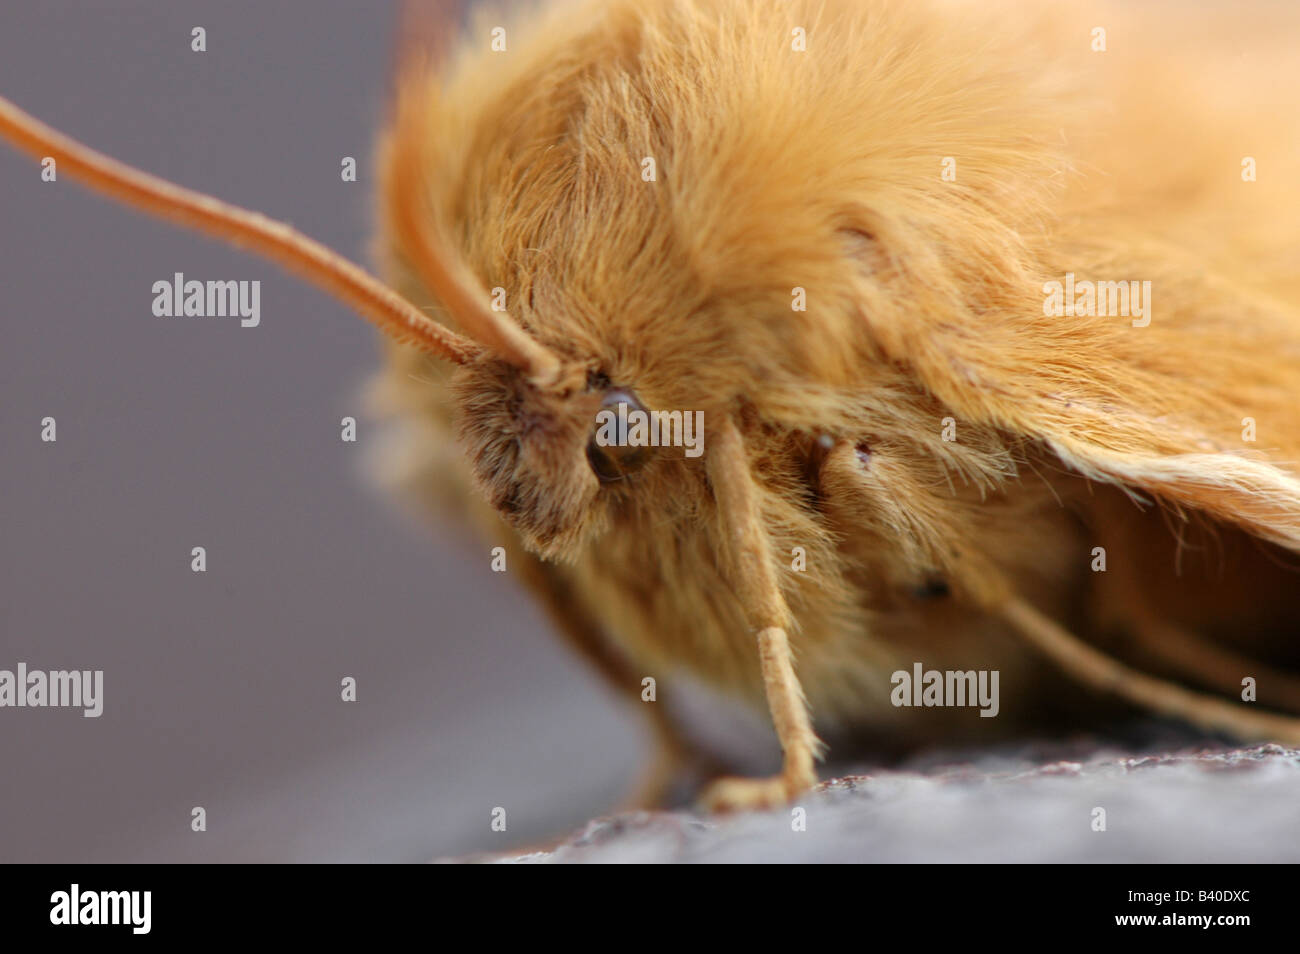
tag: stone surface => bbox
[450,743,1300,863]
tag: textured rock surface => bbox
[451,743,1300,863]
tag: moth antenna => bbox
[1001,597,1300,744]
[0,95,476,365]
[385,80,563,388]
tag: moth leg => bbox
[625,719,731,811]
[698,416,820,813]
[1001,597,1300,744]
[1088,553,1300,714]
[513,549,725,808]
[1120,613,1300,715]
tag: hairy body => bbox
[368,0,1300,798]
[7,0,1299,811]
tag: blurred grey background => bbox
[0,0,649,862]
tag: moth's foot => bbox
[698,767,815,814]
[620,738,731,811]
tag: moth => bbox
[5,0,1300,814]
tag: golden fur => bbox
[369,0,1300,761]
[6,0,1297,807]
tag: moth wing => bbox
[881,250,1300,555]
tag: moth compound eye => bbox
[911,575,951,601]
[587,388,653,482]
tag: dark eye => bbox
[587,388,653,482]
[911,575,950,600]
